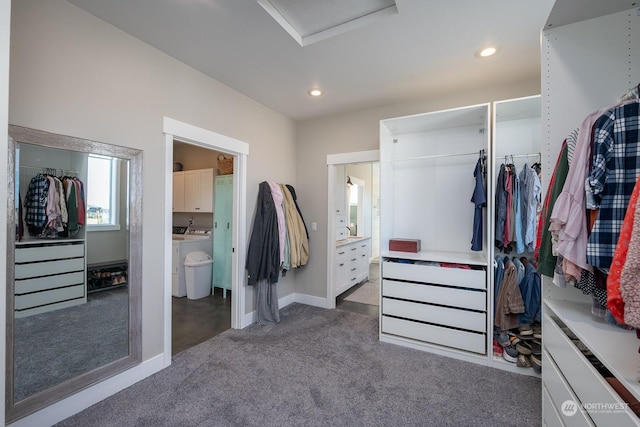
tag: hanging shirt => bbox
[587,100,640,269]
[267,181,286,267]
[495,164,507,250]
[470,158,486,251]
[514,167,524,254]
[549,106,615,280]
[24,173,49,230]
[520,164,541,253]
[608,174,640,325]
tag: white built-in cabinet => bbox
[541,5,640,426]
[379,103,492,365]
[173,168,214,213]
[14,141,88,317]
[379,97,543,375]
[334,237,370,296]
[172,171,185,212]
[14,240,86,318]
[334,166,348,241]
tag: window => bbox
[87,154,120,231]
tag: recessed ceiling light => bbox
[476,46,497,58]
[308,88,323,97]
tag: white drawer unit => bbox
[543,312,640,426]
[334,237,371,296]
[14,240,87,318]
[380,259,487,356]
[383,260,486,290]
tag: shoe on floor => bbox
[517,354,532,368]
[503,345,518,363]
[532,323,542,339]
[530,340,541,356]
[531,352,542,374]
[516,341,533,355]
[518,323,533,336]
[494,332,511,348]
[492,339,503,356]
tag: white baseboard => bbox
[294,293,328,308]
[9,354,165,427]
[241,292,329,328]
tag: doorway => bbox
[170,141,232,355]
[163,117,249,366]
[326,150,380,314]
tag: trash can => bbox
[184,251,213,300]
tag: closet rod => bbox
[495,152,540,160]
[19,165,79,174]
[391,150,484,162]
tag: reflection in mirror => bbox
[6,126,142,423]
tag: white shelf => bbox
[16,238,85,246]
[491,356,541,378]
[545,299,640,402]
[381,249,487,266]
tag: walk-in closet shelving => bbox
[379,103,492,365]
[490,94,542,377]
[542,4,640,425]
[12,136,88,317]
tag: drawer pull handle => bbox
[338,251,345,255]
[351,277,357,281]
[351,258,357,262]
[351,268,357,271]
[351,247,357,251]
[339,263,344,267]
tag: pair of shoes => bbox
[516,333,535,341]
[532,323,542,339]
[494,332,511,348]
[518,323,533,336]
[531,353,542,374]
[517,354,532,368]
[509,335,521,346]
[516,341,533,355]
[503,345,518,363]
[530,340,541,356]
[492,339,503,356]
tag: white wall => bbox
[295,80,542,298]
[9,0,297,365]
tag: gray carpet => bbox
[57,303,541,427]
[344,281,379,306]
[14,288,129,402]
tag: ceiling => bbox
[64,0,560,121]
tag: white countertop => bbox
[336,236,370,247]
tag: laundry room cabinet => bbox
[379,103,491,364]
[173,168,214,213]
[212,174,233,297]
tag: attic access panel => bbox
[258,0,398,46]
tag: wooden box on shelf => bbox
[389,239,421,253]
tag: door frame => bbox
[163,117,249,366]
[326,150,378,308]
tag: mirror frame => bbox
[5,125,143,422]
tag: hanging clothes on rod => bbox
[494,155,541,254]
[470,149,487,251]
[247,181,309,324]
[22,168,86,239]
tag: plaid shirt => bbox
[23,173,49,227]
[587,100,640,269]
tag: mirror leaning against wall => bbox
[6,125,142,423]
